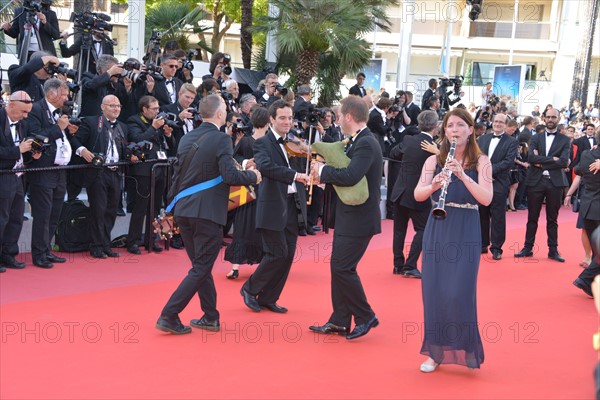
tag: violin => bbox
[282,132,325,205]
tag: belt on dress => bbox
[445,202,478,210]
[106,166,118,171]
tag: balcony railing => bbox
[469,21,551,40]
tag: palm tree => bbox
[569,0,598,107]
[253,0,397,104]
[240,0,253,69]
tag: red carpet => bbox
[1,208,598,399]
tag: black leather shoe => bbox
[514,248,533,257]
[155,315,191,335]
[127,245,141,255]
[312,226,322,232]
[240,287,261,312]
[33,257,54,269]
[116,208,126,217]
[0,266,6,273]
[170,236,184,249]
[151,244,163,253]
[393,266,402,275]
[401,269,422,279]
[491,250,502,260]
[47,253,66,263]
[516,205,528,210]
[298,229,307,237]
[481,248,488,254]
[190,316,220,331]
[306,226,316,236]
[260,303,288,313]
[309,322,348,336]
[573,278,593,297]
[347,315,380,340]
[0,255,26,269]
[226,269,239,279]
[90,249,107,259]
[103,249,120,258]
[548,250,565,262]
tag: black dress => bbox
[420,167,485,369]
[224,135,263,265]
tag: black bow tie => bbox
[165,80,173,85]
[109,121,118,129]
[277,137,285,145]
[546,131,556,136]
[10,122,18,127]
[492,134,502,139]
[93,40,102,44]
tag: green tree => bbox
[253,0,397,105]
[569,0,598,107]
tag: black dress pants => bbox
[0,175,24,258]
[29,172,66,261]
[393,201,428,271]
[524,177,563,250]
[87,169,120,252]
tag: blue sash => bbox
[165,176,223,213]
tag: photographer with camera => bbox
[368,97,393,155]
[253,73,286,107]
[222,79,240,113]
[24,79,78,268]
[2,0,61,61]
[59,26,114,76]
[79,55,127,117]
[0,91,37,272]
[160,83,200,145]
[203,52,232,88]
[8,51,61,102]
[125,95,175,255]
[320,108,342,143]
[173,49,195,84]
[238,93,257,127]
[481,82,494,108]
[70,95,136,259]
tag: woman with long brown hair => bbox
[414,108,493,372]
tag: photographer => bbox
[2,0,60,60]
[79,55,127,117]
[253,73,285,107]
[117,57,150,122]
[481,82,493,108]
[125,95,175,254]
[25,79,77,268]
[0,91,36,272]
[320,108,342,143]
[203,52,232,87]
[173,49,194,84]
[368,97,393,155]
[239,93,257,127]
[293,85,312,121]
[59,26,114,76]
[8,51,61,102]
[160,83,200,146]
[222,79,240,112]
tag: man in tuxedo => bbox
[309,95,382,340]
[240,100,310,314]
[156,95,261,335]
[477,113,518,260]
[515,108,570,262]
[239,94,257,127]
[79,55,127,117]
[125,95,176,255]
[160,83,200,147]
[8,51,60,102]
[25,79,77,268]
[571,124,597,168]
[149,55,182,107]
[2,1,61,59]
[404,91,421,127]
[348,72,366,97]
[59,29,115,75]
[252,73,283,106]
[367,97,392,155]
[420,78,438,110]
[70,95,132,259]
[293,84,312,120]
[389,110,439,278]
[572,144,600,296]
[0,92,36,272]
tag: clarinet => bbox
[431,138,457,220]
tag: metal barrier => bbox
[147,158,176,252]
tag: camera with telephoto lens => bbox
[66,82,80,94]
[120,62,163,84]
[156,112,182,129]
[30,134,51,154]
[222,53,232,75]
[123,60,141,71]
[274,83,288,97]
[91,153,105,167]
[59,101,83,126]
[46,62,77,80]
[439,75,464,96]
[231,118,252,135]
[70,11,113,33]
[126,140,153,161]
[183,50,197,71]
[306,106,326,126]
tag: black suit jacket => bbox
[0,109,28,171]
[320,128,382,237]
[367,108,387,152]
[253,130,307,231]
[152,77,183,107]
[293,96,311,120]
[405,103,421,126]
[3,7,60,56]
[125,114,176,176]
[169,122,257,225]
[525,132,570,188]
[60,37,114,74]
[421,88,435,110]
[575,147,600,221]
[79,72,129,118]
[160,102,200,150]
[477,133,519,194]
[349,84,366,97]
[390,132,435,210]
[571,135,596,168]
[24,100,68,187]
[7,57,45,102]
[70,115,129,187]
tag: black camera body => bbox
[184,50,197,71]
[232,119,252,135]
[58,101,82,126]
[156,112,182,129]
[123,60,142,71]
[222,53,232,75]
[274,83,288,96]
[70,11,113,33]
[91,153,105,167]
[47,62,77,80]
[31,134,51,154]
[439,75,464,96]
[126,140,153,161]
[306,106,326,125]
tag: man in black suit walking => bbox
[389,110,439,278]
[25,79,77,268]
[515,108,570,261]
[240,100,310,314]
[0,92,35,272]
[477,113,518,260]
[309,95,382,340]
[348,72,366,97]
[156,95,261,335]
[70,95,132,259]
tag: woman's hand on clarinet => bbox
[445,158,465,180]
[432,169,451,191]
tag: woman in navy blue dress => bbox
[414,108,493,372]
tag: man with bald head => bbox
[515,108,570,262]
[71,95,132,259]
[0,92,36,271]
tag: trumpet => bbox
[431,137,457,220]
